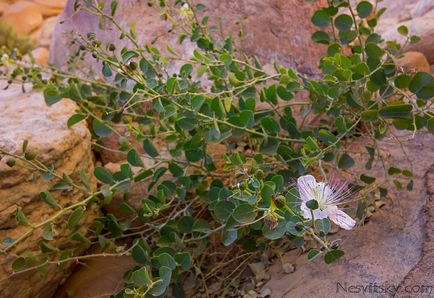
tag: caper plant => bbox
[0,0,433,296]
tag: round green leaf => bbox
[338,153,355,169]
[409,72,434,100]
[214,201,235,222]
[324,249,345,264]
[334,14,353,32]
[312,31,330,44]
[232,204,257,224]
[311,9,331,27]
[94,167,113,184]
[356,1,373,18]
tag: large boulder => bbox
[0,83,99,298]
[2,1,43,35]
[263,130,434,297]
[49,0,326,77]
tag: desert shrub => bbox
[0,0,433,297]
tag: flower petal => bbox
[325,206,356,230]
[297,175,318,202]
[317,182,333,207]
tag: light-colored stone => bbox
[49,0,326,77]
[33,2,63,17]
[396,51,431,73]
[29,46,49,64]
[411,0,434,18]
[263,130,434,297]
[0,2,9,15]
[2,1,43,35]
[0,83,99,298]
[34,0,66,9]
[38,16,58,46]
[378,6,434,64]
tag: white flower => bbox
[297,175,356,230]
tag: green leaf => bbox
[166,77,177,94]
[360,174,376,184]
[397,25,408,36]
[131,267,152,287]
[92,119,112,137]
[361,109,379,121]
[12,257,26,272]
[311,9,331,27]
[263,220,287,240]
[67,206,85,230]
[102,62,112,77]
[222,229,238,246]
[308,249,321,260]
[40,241,59,253]
[157,253,177,270]
[132,243,149,265]
[15,208,29,226]
[67,113,86,128]
[214,201,235,222]
[338,154,355,169]
[39,191,60,209]
[409,72,434,99]
[42,223,54,240]
[127,149,144,167]
[143,139,159,157]
[192,219,210,233]
[324,249,344,264]
[388,167,402,175]
[43,86,62,106]
[312,31,330,44]
[427,117,434,134]
[395,74,412,89]
[232,204,257,224]
[334,14,353,32]
[357,1,373,18]
[365,43,382,58]
[94,167,113,184]
[379,104,412,119]
[261,117,280,134]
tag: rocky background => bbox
[0,0,433,297]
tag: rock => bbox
[33,2,63,17]
[2,1,43,35]
[0,2,9,15]
[282,263,295,274]
[54,255,135,297]
[379,9,434,64]
[34,0,66,9]
[0,83,99,298]
[396,51,431,73]
[263,130,434,297]
[38,16,58,47]
[49,0,326,77]
[259,287,272,298]
[25,46,49,64]
[411,0,434,18]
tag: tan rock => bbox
[396,51,431,73]
[380,10,434,64]
[33,2,63,17]
[411,0,434,18]
[30,46,49,64]
[50,0,326,77]
[55,255,135,297]
[39,16,58,46]
[2,1,43,35]
[0,2,9,15]
[34,0,66,9]
[0,84,99,298]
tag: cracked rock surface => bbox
[264,130,434,297]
